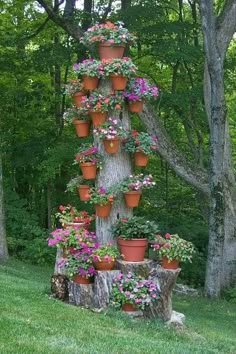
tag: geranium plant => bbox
[64,78,85,95]
[55,204,95,225]
[152,233,195,263]
[93,117,124,139]
[92,242,119,263]
[80,21,137,46]
[103,57,137,77]
[110,216,159,240]
[119,174,156,192]
[110,272,159,310]
[122,130,158,155]
[87,186,115,206]
[74,143,102,168]
[63,106,89,123]
[73,59,104,77]
[123,77,159,102]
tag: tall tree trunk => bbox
[0,154,9,260]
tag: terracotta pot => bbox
[89,110,107,126]
[123,190,141,207]
[72,92,86,108]
[98,41,125,60]
[82,75,99,90]
[134,152,149,167]
[117,237,147,262]
[80,162,97,179]
[73,119,90,137]
[161,257,179,270]
[63,222,85,229]
[128,100,144,113]
[109,74,128,90]
[121,303,137,312]
[72,274,92,284]
[95,202,111,217]
[93,257,115,271]
[77,184,90,201]
[103,137,120,154]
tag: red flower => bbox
[134,140,140,145]
[58,205,64,211]
[165,233,171,239]
[131,129,139,136]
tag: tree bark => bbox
[0,154,9,260]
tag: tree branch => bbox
[140,104,209,195]
[23,16,50,40]
[216,0,236,54]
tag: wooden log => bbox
[144,265,181,321]
[116,258,154,277]
[68,281,94,308]
[93,270,120,308]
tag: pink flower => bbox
[165,233,171,239]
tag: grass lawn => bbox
[0,259,236,354]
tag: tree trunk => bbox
[0,154,9,260]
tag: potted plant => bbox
[103,57,137,90]
[93,117,124,153]
[74,143,102,179]
[83,90,110,125]
[87,186,115,217]
[119,174,156,207]
[123,77,159,112]
[66,176,92,201]
[56,204,95,228]
[63,106,91,137]
[80,21,137,60]
[111,272,159,312]
[111,216,159,261]
[122,129,158,166]
[64,78,86,107]
[92,242,119,270]
[152,233,195,269]
[73,59,104,90]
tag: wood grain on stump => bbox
[116,258,154,278]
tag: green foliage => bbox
[111,216,159,240]
[223,288,236,304]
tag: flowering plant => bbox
[93,117,124,139]
[87,186,115,205]
[152,233,195,263]
[103,58,137,77]
[47,226,97,248]
[55,204,95,225]
[111,216,159,240]
[73,59,104,77]
[109,91,124,110]
[119,174,156,192]
[123,77,159,102]
[64,78,85,95]
[92,242,119,262]
[66,175,92,193]
[63,106,89,122]
[122,130,158,155]
[74,143,102,168]
[80,21,137,46]
[111,272,159,310]
[83,91,110,112]
[64,252,97,279]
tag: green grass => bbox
[0,259,236,354]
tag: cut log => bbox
[68,281,94,308]
[116,258,154,278]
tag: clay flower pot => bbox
[134,152,149,167]
[77,184,90,201]
[128,100,144,113]
[95,202,111,217]
[80,162,97,179]
[103,137,120,154]
[72,92,85,108]
[73,119,90,137]
[121,303,137,312]
[161,257,179,270]
[89,110,107,126]
[72,274,92,284]
[117,237,147,262]
[123,190,141,207]
[93,257,115,271]
[98,41,125,60]
[82,75,99,90]
[109,74,128,90]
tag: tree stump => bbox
[143,265,181,321]
[68,281,94,308]
[116,258,154,277]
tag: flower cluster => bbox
[111,216,159,240]
[122,130,158,155]
[103,57,137,77]
[123,77,159,102]
[93,117,124,139]
[92,242,119,263]
[120,174,156,192]
[73,59,104,77]
[80,21,137,46]
[111,272,159,310]
[63,106,89,122]
[66,175,92,193]
[152,233,195,263]
[47,226,96,248]
[83,90,124,112]
[87,186,115,205]
[74,143,102,167]
[64,78,84,95]
[55,204,95,225]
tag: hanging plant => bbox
[93,117,125,153]
[74,143,103,179]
